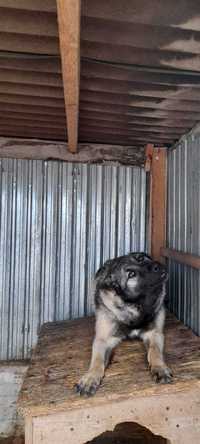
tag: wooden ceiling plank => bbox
[56,0,81,153]
[0,69,62,87]
[0,93,65,108]
[0,111,66,124]
[81,17,200,55]
[82,60,200,87]
[0,118,65,129]
[82,0,200,32]
[80,100,200,119]
[0,7,57,37]
[0,32,59,55]
[0,102,65,116]
[79,118,184,134]
[0,1,56,13]
[0,83,63,99]
[0,57,61,73]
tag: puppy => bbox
[76,252,173,396]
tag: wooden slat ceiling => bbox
[0,0,200,150]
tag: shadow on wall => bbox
[84,422,170,444]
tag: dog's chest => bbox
[100,289,140,324]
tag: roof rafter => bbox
[56,0,81,152]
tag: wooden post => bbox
[148,147,167,262]
[56,0,81,153]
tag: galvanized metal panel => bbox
[0,159,146,360]
[167,132,200,335]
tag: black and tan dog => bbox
[76,252,173,396]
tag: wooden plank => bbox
[82,40,200,72]
[80,110,195,127]
[56,0,81,153]
[25,391,200,444]
[79,119,183,135]
[79,129,174,144]
[82,60,200,87]
[145,143,154,172]
[0,69,62,86]
[25,416,33,444]
[79,125,177,141]
[82,17,200,55]
[0,118,65,129]
[18,313,200,417]
[0,111,66,124]
[161,248,200,270]
[0,131,65,142]
[80,100,200,120]
[0,102,65,116]
[80,90,200,112]
[0,32,59,55]
[81,77,200,102]
[0,138,145,166]
[82,0,200,31]
[0,127,66,140]
[0,0,56,12]
[0,83,63,98]
[149,148,167,262]
[0,93,64,108]
[0,56,61,73]
[0,7,57,37]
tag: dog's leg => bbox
[75,311,121,396]
[141,308,172,383]
[142,329,173,383]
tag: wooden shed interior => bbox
[0,1,200,444]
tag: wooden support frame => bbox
[161,248,200,270]
[56,0,81,153]
[147,145,167,262]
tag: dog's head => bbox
[96,253,168,312]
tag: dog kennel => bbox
[0,1,200,444]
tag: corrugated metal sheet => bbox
[0,159,146,360]
[167,131,200,335]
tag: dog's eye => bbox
[153,264,160,272]
[128,270,136,278]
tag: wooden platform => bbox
[18,313,200,444]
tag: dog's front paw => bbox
[75,372,102,396]
[151,366,173,384]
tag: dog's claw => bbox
[75,373,102,396]
[151,366,173,384]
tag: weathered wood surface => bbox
[0,138,145,166]
[18,313,200,418]
[56,0,81,152]
[150,148,167,262]
[161,248,200,270]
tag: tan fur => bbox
[141,308,172,381]
[77,310,120,393]
[100,289,140,324]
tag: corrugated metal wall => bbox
[0,159,146,360]
[167,132,200,335]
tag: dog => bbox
[75,252,173,396]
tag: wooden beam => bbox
[0,137,145,166]
[144,143,154,172]
[149,147,167,262]
[56,0,81,153]
[161,248,200,270]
